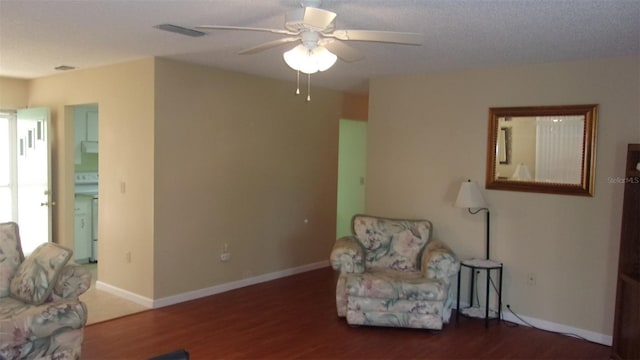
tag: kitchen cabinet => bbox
[74,105,98,164]
[74,195,92,263]
[86,111,98,142]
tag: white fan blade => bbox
[286,7,337,31]
[323,40,364,62]
[330,30,422,45]
[302,7,337,30]
[196,25,298,36]
[238,37,301,55]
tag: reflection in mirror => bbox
[486,105,597,196]
[497,127,511,165]
[495,115,584,184]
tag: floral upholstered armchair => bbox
[0,222,91,360]
[330,215,460,330]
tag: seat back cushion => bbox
[0,222,25,297]
[9,242,72,305]
[352,215,432,271]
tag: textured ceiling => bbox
[1,0,639,93]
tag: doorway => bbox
[72,104,99,265]
[0,108,51,254]
[336,119,367,238]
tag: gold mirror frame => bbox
[486,104,598,196]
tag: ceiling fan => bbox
[195,0,423,72]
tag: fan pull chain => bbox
[295,70,300,95]
[291,70,311,102]
[306,73,311,102]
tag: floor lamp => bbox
[455,179,491,260]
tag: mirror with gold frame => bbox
[486,104,598,196]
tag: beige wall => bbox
[153,58,342,298]
[0,77,29,109]
[4,57,344,301]
[496,117,536,179]
[342,93,369,121]
[367,56,640,337]
[26,59,156,298]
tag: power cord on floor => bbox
[504,304,603,345]
[465,269,601,346]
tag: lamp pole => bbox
[469,207,490,260]
[485,209,490,260]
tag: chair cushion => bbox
[0,222,25,298]
[348,296,444,315]
[352,215,431,271]
[51,265,92,301]
[345,268,447,301]
[0,296,87,349]
[9,243,72,305]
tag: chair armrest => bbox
[421,240,460,283]
[52,264,92,301]
[330,236,365,274]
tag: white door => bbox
[16,108,52,254]
[0,111,17,223]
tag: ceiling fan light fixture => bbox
[283,44,337,74]
[314,46,338,71]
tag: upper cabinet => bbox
[86,111,98,142]
[74,104,99,164]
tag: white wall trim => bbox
[152,260,330,308]
[95,280,154,308]
[95,260,329,310]
[454,302,612,346]
[501,310,612,346]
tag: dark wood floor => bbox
[83,267,610,359]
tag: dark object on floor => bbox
[148,349,189,360]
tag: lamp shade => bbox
[283,45,337,74]
[511,163,532,181]
[455,180,488,209]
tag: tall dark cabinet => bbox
[612,144,640,360]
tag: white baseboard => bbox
[501,310,612,346]
[454,301,612,346]
[95,260,329,310]
[95,280,155,308]
[152,260,329,308]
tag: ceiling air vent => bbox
[154,24,206,37]
[54,65,75,71]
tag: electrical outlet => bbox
[220,243,231,262]
[527,272,537,285]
